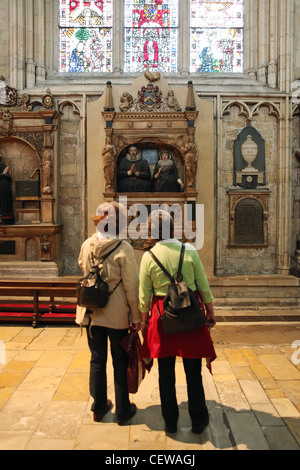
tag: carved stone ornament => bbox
[42,89,54,109]
[138,84,162,111]
[144,64,161,83]
[0,86,32,111]
[119,84,182,113]
[42,149,53,196]
[241,135,258,171]
[102,135,116,192]
[2,108,13,136]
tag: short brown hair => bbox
[92,201,126,237]
[148,210,174,241]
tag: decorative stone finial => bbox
[104,81,114,111]
[185,81,196,111]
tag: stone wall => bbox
[0,0,299,277]
[58,104,84,274]
[220,105,278,275]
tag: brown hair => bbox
[147,210,174,242]
[92,201,126,236]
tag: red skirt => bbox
[140,292,217,373]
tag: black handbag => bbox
[149,244,207,334]
[77,240,122,310]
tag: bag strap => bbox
[109,278,122,296]
[91,240,123,296]
[177,244,185,282]
[149,243,185,284]
[91,240,123,267]
[149,250,175,283]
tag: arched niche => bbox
[116,142,184,193]
[25,237,39,261]
[0,136,40,223]
[235,198,264,245]
[0,136,40,185]
[234,126,266,188]
[228,190,270,248]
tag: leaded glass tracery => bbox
[59,0,113,72]
[124,0,179,73]
[190,0,244,73]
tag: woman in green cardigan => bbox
[139,210,216,434]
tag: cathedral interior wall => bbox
[0,0,299,278]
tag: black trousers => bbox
[158,356,208,428]
[86,325,131,420]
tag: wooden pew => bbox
[0,280,78,328]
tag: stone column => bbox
[276,98,293,274]
[278,0,293,93]
[268,0,278,88]
[9,0,21,89]
[25,0,35,88]
[245,0,258,79]
[215,94,224,275]
[257,0,269,84]
[113,0,123,74]
[179,0,189,76]
[40,112,57,224]
[34,0,46,83]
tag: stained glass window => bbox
[190,0,244,73]
[59,0,113,73]
[124,0,179,73]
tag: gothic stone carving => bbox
[102,80,199,196]
[119,84,182,113]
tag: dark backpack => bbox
[77,240,122,310]
[149,244,206,334]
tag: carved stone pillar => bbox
[40,114,56,223]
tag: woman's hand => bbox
[140,322,149,338]
[206,312,216,329]
[204,303,216,329]
[140,312,150,337]
[131,322,141,332]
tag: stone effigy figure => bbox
[117,146,151,193]
[153,150,184,193]
[0,154,13,218]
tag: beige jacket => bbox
[76,234,141,329]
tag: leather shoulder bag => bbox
[77,240,123,310]
[149,244,206,334]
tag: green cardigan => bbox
[138,240,214,313]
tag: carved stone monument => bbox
[0,87,62,274]
[101,79,199,199]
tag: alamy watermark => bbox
[292,80,300,105]
[0,340,5,367]
[291,340,300,366]
[96,196,205,250]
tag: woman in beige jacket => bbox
[76,202,141,425]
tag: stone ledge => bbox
[208,275,300,287]
[0,261,64,278]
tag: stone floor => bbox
[0,322,300,451]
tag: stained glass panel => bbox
[124,0,179,73]
[190,0,244,73]
[59,0,113,72]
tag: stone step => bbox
[213,297,300,308]
[0,261,64,278]
[214,309,300,322]
[208,275,300,308]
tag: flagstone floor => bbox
[0,322,299,450]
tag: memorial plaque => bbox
[15,181,40,197]
[0,241,16,255]
[235,198,264,245]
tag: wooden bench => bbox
[0,280,78,328]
